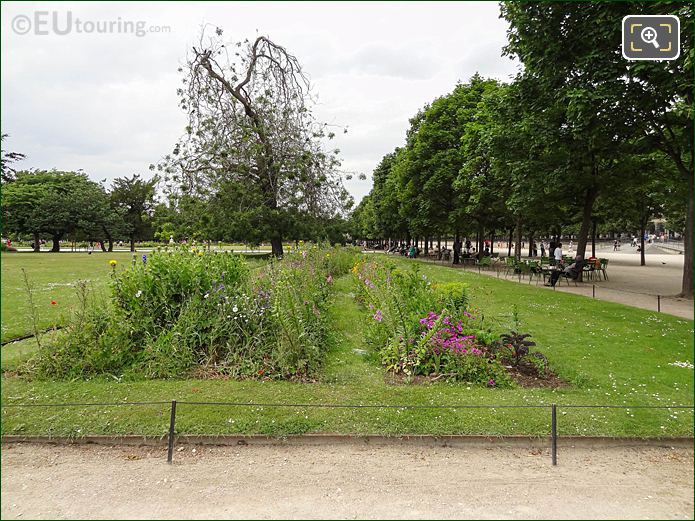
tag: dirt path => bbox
[2,442,693,519]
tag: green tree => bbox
[110,174,158,252]
[159,32,351,256]
[2,171,110,252]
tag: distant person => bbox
[553,242,563,265]
[632,237,637,248]
[169,235,175,245]
[617,239,621,250]
[546,255,583,287]
[532,241,538,257]
[613,239,618,251]
[540,241,546,258]
[568,240,573,252]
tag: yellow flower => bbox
[109,260,117,267]
[299,240,304,245]
[197,251,204,256]
[325,253,331,258]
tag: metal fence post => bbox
[551,403,557,466]
[592,284,595,299]
[167,400,177,464]
[657,295,661,313]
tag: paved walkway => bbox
[415,249,693,320]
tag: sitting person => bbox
[546,255,583,287]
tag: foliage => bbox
[110,174,159,251]
[156,32,352,256]
[28,245,360,380]
[351,256,513,386]
[0,134,26,183]
[498,331,536,366]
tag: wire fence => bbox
[2,400,692,466]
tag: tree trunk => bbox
[680,178,693,298]
[640,221,646,267]
[477,225,484,260]
[507,228,513,257]
[528,231,534,257]
[424,237,429,255]
[130,236,136,252]
[576,186,599,281]
[591,220,596,258]
[270,237,284,257]
[514,218,522,261]
[32,232,40,252]
[489,232,494,256]
[108,238,113,252]
[51,234,61,252]
[453,231,460,265]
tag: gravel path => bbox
[2,442,693,519]
[420,251,693,319]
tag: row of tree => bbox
[2,167,157,252]
[350,2,692,297]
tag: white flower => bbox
[669,361,694,369]
[135,290,142,298]
[232,305,238,312]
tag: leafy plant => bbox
[499,331,537,366]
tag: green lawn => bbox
[0,251,269,342]
[1,253,693,438]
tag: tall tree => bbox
[159,31,351,256]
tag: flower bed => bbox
[351,257,554,387]
[28,245,359,380]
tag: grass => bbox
[0,251,269,342]
[1,253,693,438]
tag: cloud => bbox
[1,1,518,201]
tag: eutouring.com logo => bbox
[11,11,171,37]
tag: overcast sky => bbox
[1,1,519,203]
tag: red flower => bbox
[50,300,57,305]
[258,369,265,376]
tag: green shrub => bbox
[29,245,360,380]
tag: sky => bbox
[1,1,519,203]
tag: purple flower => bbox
[373,309,383,322]
[142,254,147,264]
[364,278,375,289]
[487,379,496,387]
[326,274,333,284]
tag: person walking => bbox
[540,241,546,258]
[613,239,618,251]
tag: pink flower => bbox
[373,310,383,322]
[487,379,496,387]
[326,274,333,284]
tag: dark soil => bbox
[504,360,570,388]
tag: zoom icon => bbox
[623,15,680,60]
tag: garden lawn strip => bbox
[1,255,692,438]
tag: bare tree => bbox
[158,30,351,256]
